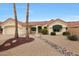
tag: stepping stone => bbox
[12,40,17,43]
[4,43,11,47]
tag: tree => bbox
[13,3,19,38]
[26,3,29,39]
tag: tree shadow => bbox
[0,37,34,52]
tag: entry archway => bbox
[53,25,62,32]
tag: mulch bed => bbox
[0,37,34,52]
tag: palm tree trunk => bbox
[13,3,19,38]
[26,3,29,39]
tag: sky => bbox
[0,3,79,22]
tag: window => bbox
[31,27,36,31]
[53,25,62,32]
[44,26,47,29]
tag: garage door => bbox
[3,27,15,35]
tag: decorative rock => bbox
[4,43,11,47]
[40,38,79,56]
[12,40,17,43]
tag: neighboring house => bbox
[0,18,79,35]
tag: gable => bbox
[2,18,23,28]
[48,20,67,28]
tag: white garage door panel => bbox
[4,27,15,34]
[3,27,26,35]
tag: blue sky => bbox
[0,3,79,22]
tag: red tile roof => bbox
[30,19,79,27]
[2,18,24,26]
[29,19,66,26]
[29,21,48,26]
[1,18,79,27]
[67,21,79,27]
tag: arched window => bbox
[53,25,62,32]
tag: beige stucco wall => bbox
[48,21,67,35]
[3,19,79,36]
[3,26,15,35]
[68,27,79,36]
[2,20,27,35]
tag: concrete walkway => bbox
[41,35,79,56]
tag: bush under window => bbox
[38,26,42,33]
[41,29,48,35]
[50,32,56,35]
[63,32,70,36]
[67,35,78,41]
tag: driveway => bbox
[0,34,61,56]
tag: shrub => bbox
[50,32,56,35]
[63,32,70,36]
[41,29,48,35]
[67,35,78,41]
[38,26,42,33]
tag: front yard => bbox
[0,34,79,56]
[0,34,61,56]
[41,35,79,55]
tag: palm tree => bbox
[13,3,19,38]
[26,3,29,39]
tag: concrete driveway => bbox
[0,34,61,56]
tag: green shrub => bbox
[41,29,48,35]
[63,32,70,36]
[67,35,78,41]
[38,26,42,33]
[50,32,56,35]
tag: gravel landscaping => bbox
[40,37,79,56]
[0,34,79,56]
[41,35,79,56]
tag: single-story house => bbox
[0,18,79,35]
